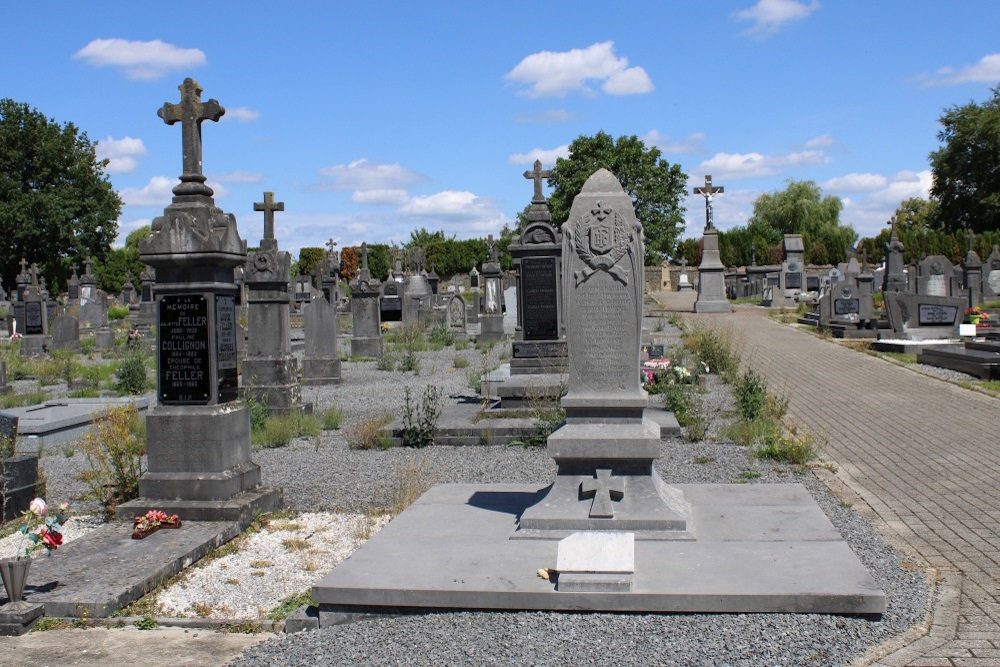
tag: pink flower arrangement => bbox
[10,497,69,560]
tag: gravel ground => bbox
[30,317,932,665]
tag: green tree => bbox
[0,99,121,290]
[747,180,855,265]
[297,247,325,277]
[95,227,151,294]
[547,132,688,264]
[929,85,1000,234]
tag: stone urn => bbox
[0,558,31,610]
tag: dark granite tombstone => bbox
[350,243,383,358]
[118,78,280,525]
[380,281,402,322]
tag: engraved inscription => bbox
[925,274,947,297]
[522,256,558,340]
[25,302,43,335]
[573,275,635,391]
[834,298,860,315]
[918,304,957,325]
[784,272,802,289]
[159,294,211,404]
[216,295,237,370]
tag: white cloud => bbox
[315,158,427,191]
[399,191,510,234]
[96,136,147,174]
[513,109,576,124]
[839,170,933,238]
[695,149,827,180]
[114,218,152,248]
[351,189,410,206]
[505,41,653,98]
[734,0,820,38]
[223,106,261,122]
[507,145,570,166]
[804,134,834,148]
[822,173,888,192]
[73,38,206,81]
[918,53,1000,87]
[643,130,706,154]
[212,170,263,183]
[121,175,174,207]
[682,188,760,237]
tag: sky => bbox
[5,1,1000,257]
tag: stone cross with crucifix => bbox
[523,159,552,204]
[158,78,225,196]
[360,242,370,271]
[693,175,724,231]
[486,234,497,263]
[254,191,284,250]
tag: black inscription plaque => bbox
[24,302,43,335]
[806,276,820,291]
[215,295,239,403]
[918,304,957,326]
[834,299,860,315]
[159,294,211,404]
[766,276,779,286]
[11,303,25,334]
[643,344,665,359]
[784,272,803,289]
[68,283,80,300]
[521,256,558,340]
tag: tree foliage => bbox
[0,99,122,291]
[297,247,325,277]
[929,85,1000,234]
[547,132,688,264]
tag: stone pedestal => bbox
[693,230,731,313]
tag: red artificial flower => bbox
[40,529,63,550]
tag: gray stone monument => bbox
[963,230,983,307]
[477,235,505,343]
[692,175,732,313]
[518,168,692,536]
[20,265,49,358]
[446,293,467,335]
[118,78,280,525]
[350,243,383,358]
[243,191,306,415]
[883,221,907,293]
[984,245,1000,301]
[302,253,342,386]
[49,309,81,353]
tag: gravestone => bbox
[243,191,306,415]
[0,411,39,524]
[518,168,691,536]
[919,255,955,297]
[302,262,342,386]
[477,235,505,343]
[446,293,467,334]
[402,271,432,326]
[20,267,48,357]
[14,258,30,301]
[379,281,402,322]
[983,246,1000,301]
[693,175,731,313]
[49,310,81,352]
[0,361,10,395]
[469,266,480,289]
[67,264,81,303]
[117,78,280,525]
[350,242,383,358]
[963,231,983,306]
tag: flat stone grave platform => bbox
[917,344,1000,380]
[313,482,884,617]
[4,520,239,617]
[382,400,679,447]
[9,397,150,452]
[871,339,961,355]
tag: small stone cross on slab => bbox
[158,78,225,195]
[523,159,552,204]
[693,175,724,231]
[254,191,284,248]
[581,469,625,518]
[18,258,27,275]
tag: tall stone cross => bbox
[693,175,724,231]
[29,263,39,286]
[18,258,27,275]
[523,159,552,204]
[157,78,225,194]
[360,242,369,270]
[254,192,284,246]
[70,262,78,278]
[967,229,976,254]
[83,257,93,276]
[486,234,497,262]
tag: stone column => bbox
[693,229,732,313]
[119,78,281,525]
[477,236,505,343]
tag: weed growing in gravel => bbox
[752,419,824,465]
[78,404,146,519]
[282,538,312,552]
[321,406,343,430]
[345,412,395,450]
[739,470,761,480]
[401,385,443,448]
[36,618,71,631]
[252,413,321,450]
[267,590,314,622]
[134,616,158,630]
[388,455,432,517]
[0,385,47,409]
[732,368,768,421]
[429,323,455,348]
[114,347,150,394]
[241,383,270,432]
[682,323,741,382]
[452,356,470,369]
[692,455,715,464]
[376,350,397,371]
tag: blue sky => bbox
[5,1,999,257]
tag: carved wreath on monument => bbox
[573,201,631,286]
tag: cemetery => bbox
[0,71,998,667]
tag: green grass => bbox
[0,387,47,409]
[252,412,322,449]
[266,590,314,621]
[881,352,917,365]
[320,406,343,430]
[452,356,470,369]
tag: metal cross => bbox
[254,192,284,241]
[693,175,724,231]
[523,159,552,204]
[158,78,224,183]
[580,469,625,518]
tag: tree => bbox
[747,180,855,265]
[297,247,325,277]
[96,227,150,294]
[0,99,121,291]
[547,132,688,265]
[929,85,1000,234]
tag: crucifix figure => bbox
[486,234,497,263]
[158,78,225,194]
[693,175,724,231]
[523,159,552,204]
[254,191,284,244]
[580,469,625,518]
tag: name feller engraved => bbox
[522,256,558,340]
[159,294,211,404]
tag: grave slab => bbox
[313,482,885,616]
[8,397,150,452]
[6,520,239,617]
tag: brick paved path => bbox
[673,302,1000,666]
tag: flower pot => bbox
[969,315,981,325]
[0,558,31,611]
